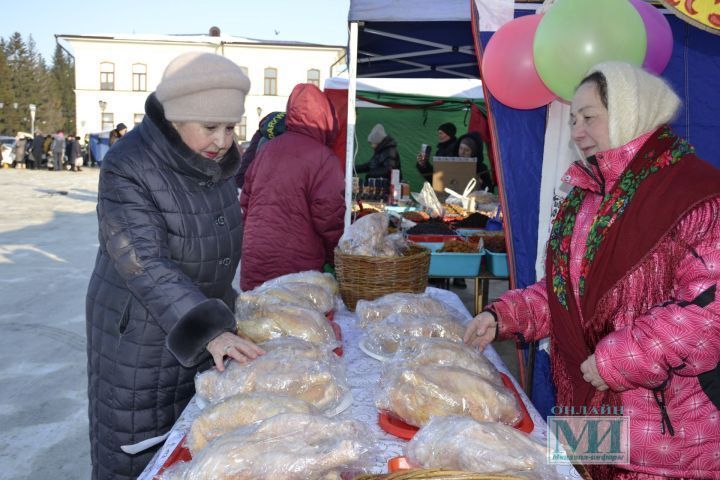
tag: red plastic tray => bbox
[407,234,461,243]
[329,320,343,356]
[154,437,191,478]
[378,373,534,440]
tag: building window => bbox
[307,69,320,87]
[101,113,114,131]
[100,62,115,90]
[133,113,144,125]
[264,67,277,96]
[236,116,247,141]
[132,63,147,91]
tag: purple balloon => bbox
[629,0,673,74]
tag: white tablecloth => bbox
[140,287,581,479]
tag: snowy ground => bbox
[0,168,99,479]
[0,167,516,479]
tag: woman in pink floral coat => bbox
[465,62,720,479]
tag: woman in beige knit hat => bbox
[465,62,720,479]
[85,51,261,480]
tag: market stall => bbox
[138,282,581,479]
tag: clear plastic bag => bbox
[355,292,465,328]
[162,413,376,480]
[391,337,502,386]
[260,270,339,296]
[338,212,393,256]
[375,364,521,427]
[237,282,335,315]
[235,303,337,347]
[195,339,349,413]
[361,313,465,357]
[186,392,316,454]
[411,182,444,218]
[405,416,567,480]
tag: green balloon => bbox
[533,0,647,101]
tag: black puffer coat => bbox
[355,135,400,181]
[85,94,242,479]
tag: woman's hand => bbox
[416,152,427,167]
[580,354,609,391]
[463,311,497,351]
[207,332,265,372]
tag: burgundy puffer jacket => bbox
[240,84,344,291]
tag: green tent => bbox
[352,90,487,192]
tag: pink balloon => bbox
[629,0,673,74]
[482,14,555,110]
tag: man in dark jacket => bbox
[355,123,400,181]
[30,131,44,169]
[416,122,460,182]
[108,122,127,147]
[240,83,344,291]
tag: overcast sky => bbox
[3,0,350,62]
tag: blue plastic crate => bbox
[486,251,509,277]
[427,250,484,277]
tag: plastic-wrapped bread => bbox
[391,337,502,385]
[376,364,521,427]
[405,416,566,480]
[186,392,316,454]
[261,270,339,296]
[162,413,375,480]
[236,283,334,316]
[258,336,337,359]
[236,303,336,347]
[355,292,465,327]
[362,312,465,357]
[337,212,389,256]
[195,343,349,413]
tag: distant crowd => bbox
[2,130,93,171]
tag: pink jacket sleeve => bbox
[595,199,720,392]
[492,278,552,343]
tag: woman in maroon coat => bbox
[240,83,345,291]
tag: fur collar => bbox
[144,93,240,182]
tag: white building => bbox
[57,28,346,139]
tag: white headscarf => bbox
[586,62,681,149]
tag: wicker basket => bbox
[352,470,525,480]
[334,244,430,311]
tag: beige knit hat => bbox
[156,52,251,123]
[586,62,680,149]
[368,123,387,144]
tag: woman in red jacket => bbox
[465,62,720,479]
[240,83,344,291]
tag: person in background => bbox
[12,134,28,169]
[235,111,286,189]
[64,134,75,170]
[30,131,44,170]
[50,130,65,171]
[465,62,720,479]
[240,83,344,291]
[416,122,459,182]
[86,51,258,480]
[457,131,495,192]
[68,134,83,171]
[108,122,127,147]
[355,123,400,181]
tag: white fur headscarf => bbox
[584,62,681,149]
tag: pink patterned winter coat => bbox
[492,133,720,479]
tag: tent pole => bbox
[344,22,359,232]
